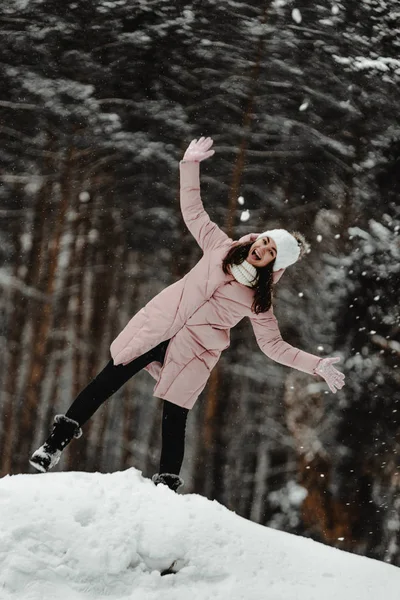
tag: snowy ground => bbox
[1,468,399,600]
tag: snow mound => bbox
[0,468,399,600]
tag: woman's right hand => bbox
[183,137,215,162]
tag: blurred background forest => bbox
[1,0,400,565]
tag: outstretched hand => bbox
[315,357,345,394]
[183,137,215,162]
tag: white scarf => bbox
[230,260,258,288]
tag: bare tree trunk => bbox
[16,145,74,470]
[0,185,24,474]
[193,366,220,498]
[144,402,163,478]
[89,213,120,471]
[283,374,362,551]
[107,244,132,471]
[66,183,96,471]
[121,380,135,468]
[249,439,270,523]
[65,175,116,472]
[42,166,82,439]
[1,132,56,475]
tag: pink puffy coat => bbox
[110,161,321,409]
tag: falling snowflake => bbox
[240,210,250,222]
[79,191,90,203]
[292,8,302,23]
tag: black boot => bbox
[152,473,184,492]
[29,414,82,473]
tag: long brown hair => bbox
[222,242,274,314]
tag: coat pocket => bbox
[187,324,230,352]
[177,357,212,400]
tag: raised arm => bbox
[250,310,345,393]
[180,137,230,252]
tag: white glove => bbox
[183,137,215,162]
[315,357,345,394]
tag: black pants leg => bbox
[65,342,169,427]
[64,340,188,475]
[160,401,189,475]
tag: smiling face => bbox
[247,236,277,267]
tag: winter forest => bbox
[0,0,399,566]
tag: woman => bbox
[30,137,345,490]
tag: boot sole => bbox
[29,458,48,473]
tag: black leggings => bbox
[65,341,188,476]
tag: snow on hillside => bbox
[1,468,399,600]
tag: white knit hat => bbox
[257,229,300,271]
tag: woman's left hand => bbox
[183,137,215,162]
[315,357,345,394]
